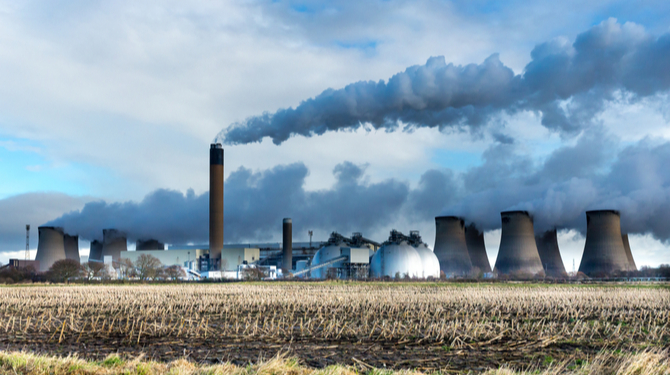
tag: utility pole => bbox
[308,230,313,249]
[25,225,30,261]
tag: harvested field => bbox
[0,282,668,373]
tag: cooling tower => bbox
[494,211,545,276]
[89,240,103,261]
[282,218,292,272]
[35,226,67,272]
[535,229,567,278]
[433,216,473,276]
[102,229,127,261]
[621,234,637,271]
[464,224,492,273]
[209,143,224,269]
[136,239,165,250]
[578,210,630,276]
[63,234,80,263]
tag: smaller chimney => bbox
[282,218,293,273]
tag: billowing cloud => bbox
[218,19,670,145]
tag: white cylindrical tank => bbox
[370,241,423,279]
[310,242,346,279]
[412,243,440,278]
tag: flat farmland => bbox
[0,283,668,372]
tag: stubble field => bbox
[0,282,668,373]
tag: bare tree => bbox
[48,259,82,283]
[136,254,162,281]
[84,261,107,280]
[164,265,186,281]
[117,258,135,279]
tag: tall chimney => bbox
[209,143,224,269]
[282,218,293,272]
[578,210,629,276]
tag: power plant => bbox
[209,143,224,270]
[622,234,637,271]
[282,218,292,272]
[494,211,545,276]
[102,229,127,261]
[433,216,473,276]
[579,210,631,276]
[535,229,567,278]
[35,226,67,272]
[464,224,492,273]
[63,234,80,263]
[25,143,651,280]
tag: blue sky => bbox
[1,0,670,267]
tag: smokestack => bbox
[35,226,67,272]
[494,211,545,276]
[621,234,637,271]
[63,234,80,263]
[136,239,165,251]
[209,143,224,269]
[535,229,567,278]
[102,229,127,261]
[282,218,293,272]
[89,240,103,261]
[464,224,492,273]
[579,210,630,276]
[433,216,473,276]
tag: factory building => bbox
[35,226,67,272]
[433,216,473,276]
[579,210,630,276]
[464,224,492,273]
[306,232,375,279]
[409,231,440,279]
[535,229,567,278]
[494,211,545,277]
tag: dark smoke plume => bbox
[217,19,670,145]
[42,135,670,246]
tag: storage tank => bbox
[310,233,348,279]
[136,239,164,251]
[464,224,492,273]
[433,216,473,276]
[282,218,292,272]
[535,229,567,278]
[35,226,67,272]
[578,210,630,276]
[89,240,103,261]
[621,234,637,271]
[494,211,545,276]
[412,242,440,278]
[102,229,127,261]
[63,234,80,263]
[370,230,423,279]
[209,143,224,269]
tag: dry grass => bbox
[0,349,668,375]
[0,283,668,347]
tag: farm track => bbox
[0,283,668,371]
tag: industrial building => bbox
[535,229,567,278]
[579,210,631,276]
[494,211,545,276]
[433,216,473,276]
[28,142,645,280]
